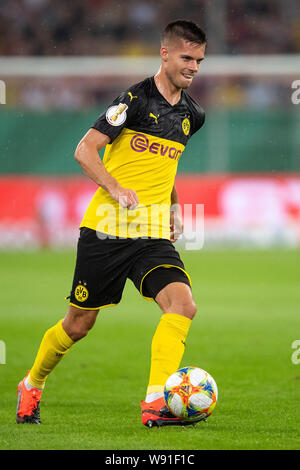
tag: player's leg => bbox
[146,281,196,402]
[16,306,99,424]
[16,227,132,424]
[62,304,100,341]
[139,265,198,426]
[22,227,116,394]
[29,305,99,388]
[128,238,197,425]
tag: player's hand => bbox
[110,185,139,210]
[170,210,183,243]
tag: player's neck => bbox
[154,72,182,107]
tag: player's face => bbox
[162,39,206,90]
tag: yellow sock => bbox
[146,313,192,395]
[28,319,74,389]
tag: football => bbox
[164,366,218,422]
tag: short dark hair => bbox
[161,20,206,46]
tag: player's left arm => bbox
[170,184,183,243]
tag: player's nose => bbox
[188,61,198,73]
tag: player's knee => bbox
[167,299,197,320]
[63,307,98,341]
[180,299,197,320]
[69,323,89,341]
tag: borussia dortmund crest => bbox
[182,117,190,136]
[75,282,89,302]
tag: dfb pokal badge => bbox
[106,103,128,126]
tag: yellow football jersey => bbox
[80,76,205,239]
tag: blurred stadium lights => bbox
[1,55,300,77]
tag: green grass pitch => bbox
[0,248,299,450]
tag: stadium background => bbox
[0,0,300,451]
[0,0,300,249]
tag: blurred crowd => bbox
[5,74,292,111]
[0,0,299,56]
[1,0,298,111]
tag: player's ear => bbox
[160,45,169,62]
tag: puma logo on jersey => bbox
[128,92,138,102]
[149,112,160,124]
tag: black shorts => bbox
[68,227,191,310]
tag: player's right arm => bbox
[74,128,139,209]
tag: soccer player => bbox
[16,20,206,427]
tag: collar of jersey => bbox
[150,76,183,108]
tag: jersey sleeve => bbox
[91,88,145,143]
[190,105,205,136]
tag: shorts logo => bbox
[182,118,190,136]
[106,103,128,126]
[74,283,89,302]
